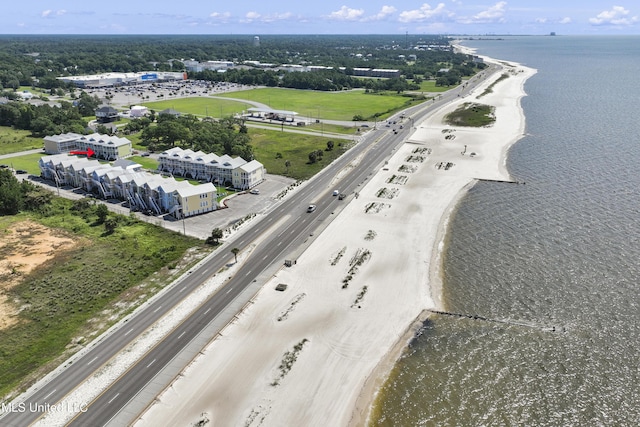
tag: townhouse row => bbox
[39,154,217,219]
[157,147,265,190]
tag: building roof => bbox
[176,182,216,198]
[238,159,264,173]
[43,133,84,143]
[80,133,131,148]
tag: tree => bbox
[308,151,318,164]
[206,227,224,245]
[326,140,334,151]
[231,247,240,263]
[104,217,118,234]
[95,203,109,223]
[0,169,23,215]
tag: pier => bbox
[426,309,557,332]
[477,178,525,185]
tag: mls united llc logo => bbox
[1,401,88,413]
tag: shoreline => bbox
[135,51,536,427]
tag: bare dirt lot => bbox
[0,221,78,330]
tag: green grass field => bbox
[141,97,252,118]
[0,128,43,155]
[216,87,424,121]
[414,79,453,93]
[1,153,45,175]
[128,155,158,170]
[249,127,350,179]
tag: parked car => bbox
[250,188,260,195]
[15,169,27,174]
[307,204,317,212]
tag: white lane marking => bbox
[177,331,186,339]
[43,389,57,400]
[107,393,120,404]
[87,356,98,365]
[146,359,156,368]
[153,305,162,313]
[124,328,134,336]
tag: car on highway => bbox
[307,204,317,212]
[332,190,340,196]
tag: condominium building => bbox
[157,147,265,190]
[39,154,217,219]
[43,132,133,160]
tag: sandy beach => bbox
[134,51,536,427]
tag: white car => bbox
[249,188,260,195]
[332,190,340,196]
[307,204,317,212]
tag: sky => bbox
[2,2,640,35]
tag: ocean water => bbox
[370,36,640,426]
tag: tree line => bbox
[0,34,483,92]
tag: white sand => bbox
[135,54,536,427]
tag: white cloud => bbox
[41,9,67,18]
[535,18,547,24]
[559,17,571,24]
[589,6,638,26]
[328,6,365,21]
[209,12,231,20]
[398,3,452,23]
[243,11,261,23]
[472,1,507,23]
[239,11,294,24]
[261,12,293,23]
[369,5,396,21]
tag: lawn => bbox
[0,200,206,397]
[140,97,252,118]
[2,153,46,175]
[129,155,159,170]
[0,127,43,155]
[217,87,424,121]
[414,79,453,93]
[249,127,351,180]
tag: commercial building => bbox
[157,147,265,190]
[58,71,187,88]
[38,154,217,218]
[43,132,133,160]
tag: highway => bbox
[0,63,498,427]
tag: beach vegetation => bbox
[271,338,309,386]
[0,194,206,398]
[479,73,510,98]
[444,102,496,127]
